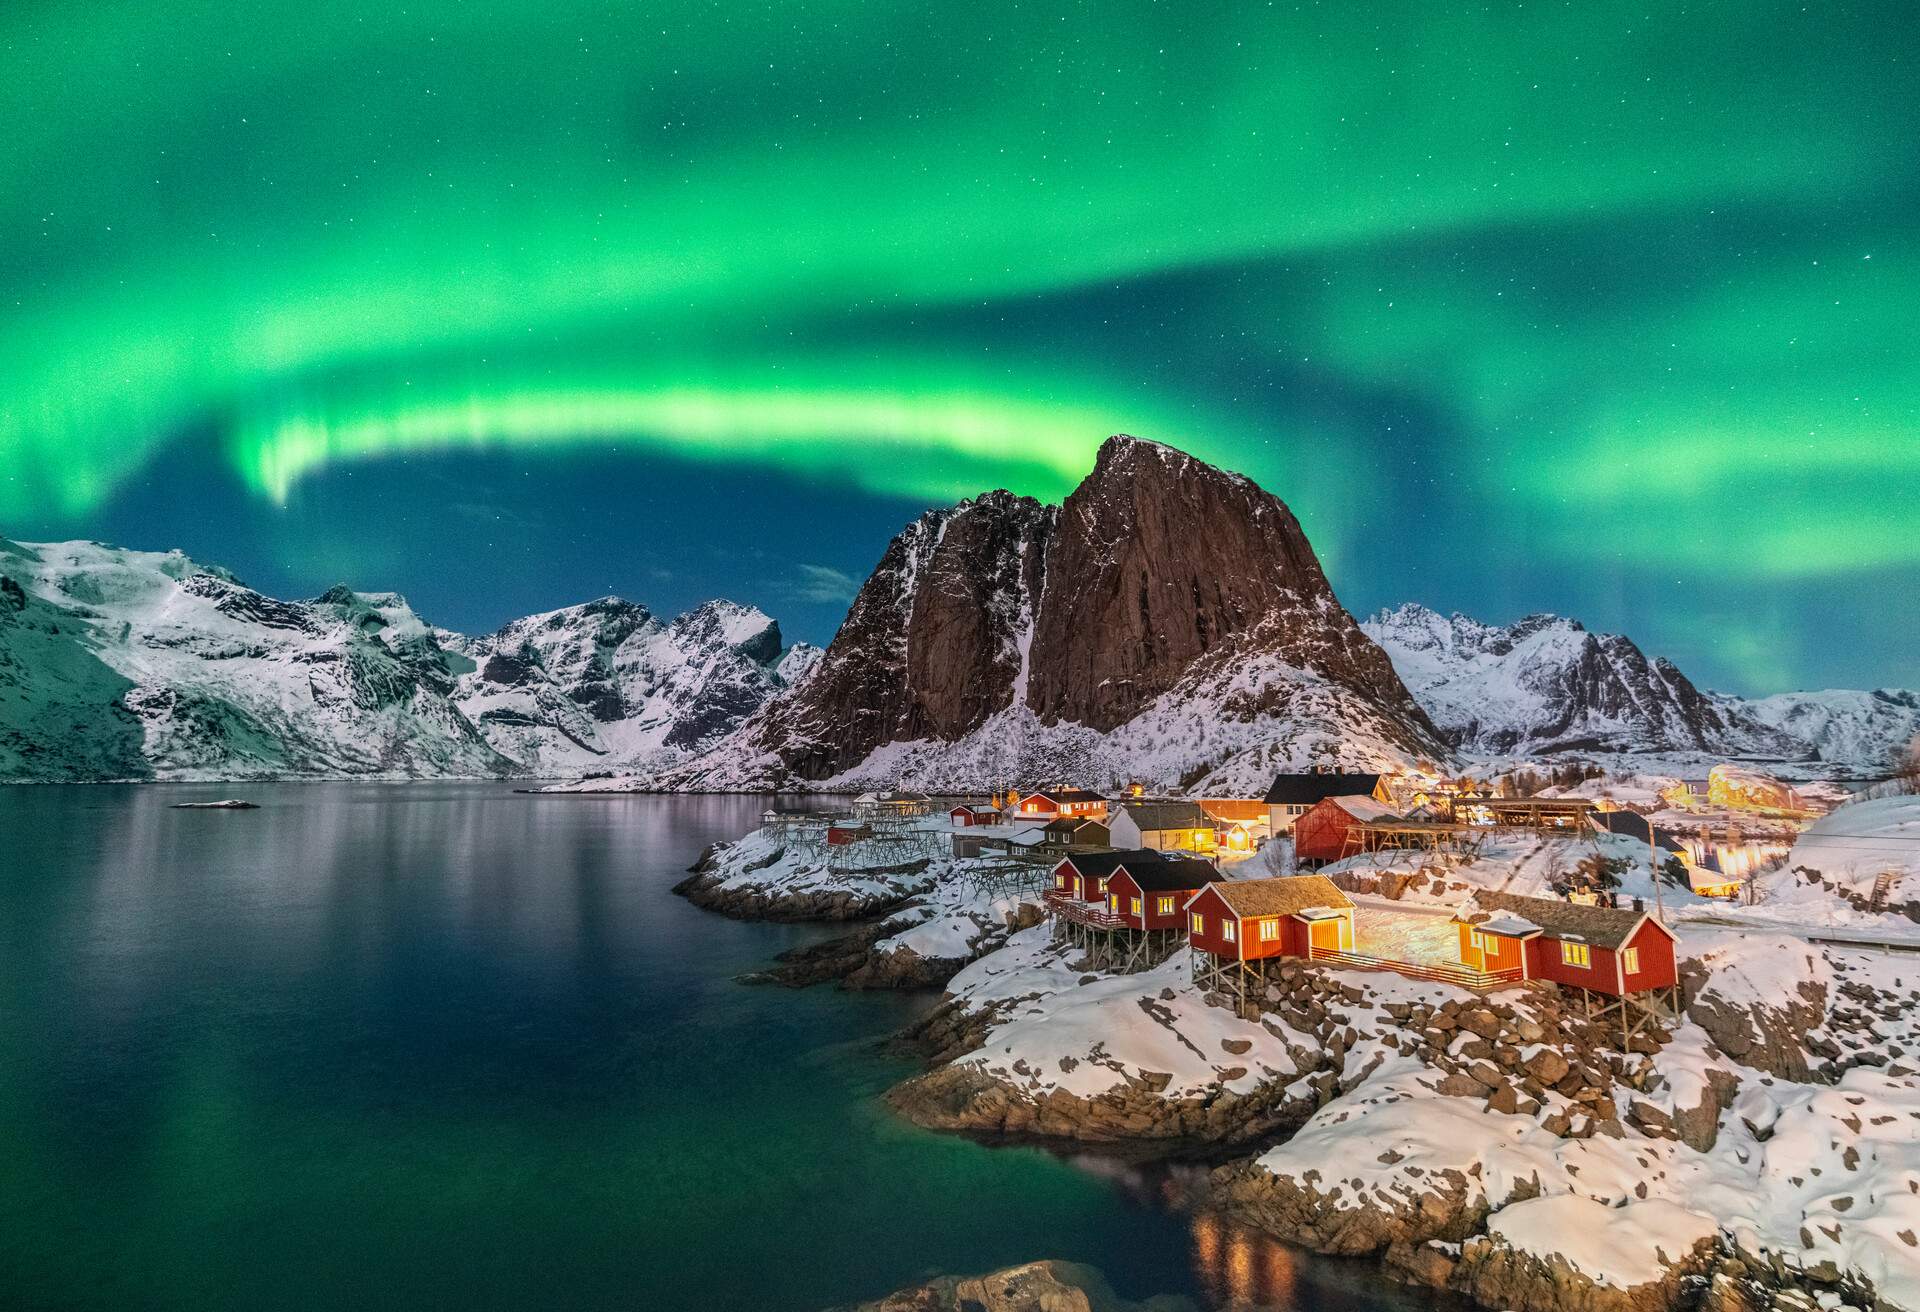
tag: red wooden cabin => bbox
[949,804,1002,827]
[1011,788,1109,822]
[1453,890,1677,996]
[1101,857,1223,930]
[1185,875,1355,963]
[1292,795,1400,866]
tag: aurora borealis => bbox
[2,2,1914,692]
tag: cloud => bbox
[788,563,859,605]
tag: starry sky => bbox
[2,1,1915,694]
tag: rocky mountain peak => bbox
[661,435,1447,790]
[669,599,781,665]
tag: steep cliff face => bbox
[656,436,1448,791]
[1025,438,1421,732]
[738,490,1053,779]
[1362,604,1806,759]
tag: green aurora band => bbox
[1,0,1916,688]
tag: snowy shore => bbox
[688,802,1920,1312]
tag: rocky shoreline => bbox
[686,821,1919,1312]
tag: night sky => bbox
[2,2,1914,694]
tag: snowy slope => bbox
[1742,689,1920,773]
[0,537,510,781]
[1364,604,1911,775]
[447,597,809,775]
[0,536,808,782]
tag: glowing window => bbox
[1190,913,1205,934]
[1108,895,1119,913]
[1157,897,1175,916]
[1469,931,1486,951]
[1560,941,1591,969]
[1621,947,1640,974]
[1222,920,1237,943]
[1130,897,1142,916]
[1259,919,1280,942]
[1057,875,1070,889]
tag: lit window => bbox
[1157,897,1175,916]
[1560,941,1591,969]
[1259,919,1280,942]
[1469,931,1486,951]
[1108,895,1119,914]
[1222,920,1237,943]
[1057,875,1070,889]
[1190,913,1205,934]
[1621,947,1640,974]
[1130,898,1142,916]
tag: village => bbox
[764,761,1832,1041]
[673,761,1920,1312]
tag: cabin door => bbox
[1309,918,1343,954]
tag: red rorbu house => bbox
[1008,788,1109,823]
[948,804,1003,827]
[1047,850,1220,971]
[1185,875,1356,1001]
[1453,889,1679,1047]
[1292,795,1400,866]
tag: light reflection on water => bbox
[0,782,1441,1312]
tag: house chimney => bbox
[1633,896,1644,913]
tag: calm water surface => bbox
[0,783,1428,1311]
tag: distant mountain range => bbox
[1360,604,1919,773]
[3,440,1911,785]
[0,536,816,782]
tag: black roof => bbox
[1110,859,1224,893]
[1043,816,1106,834]
[1057,848,1193,880]
[1263,772,1382,805]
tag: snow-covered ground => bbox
[940,928,1305,1102]
[1243,926,1920,1307]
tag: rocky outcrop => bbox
[1681,959,1828,1082]
[671,861,931,923]
[658,436,1448,790]
[834,1259,1192,1312]
[1453,1222,1718,1312]
[888,1058,1318,1146]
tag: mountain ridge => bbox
[0,537,810,782]
[639,435,1451,793]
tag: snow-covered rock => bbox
[0,536,808,781]
[1365,603,1916,778]
[448,597,807,775]
[1363,604,1801,761]
[0,538,510,781]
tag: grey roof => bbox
[1117,800,1208,831]
[1264,773,1382,805]
[1205,875,1355,918]
[1453,889,1665,950]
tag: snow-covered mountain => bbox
[625,436,1451,794]
[1741,688,1920,772]
[444,597,809,775]
[1363,603,1916,774]
[0,536,808,782]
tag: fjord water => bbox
[0,784,1417,1311]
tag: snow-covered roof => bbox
[1327,794,1398,823]
[1476,914,1542,938]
